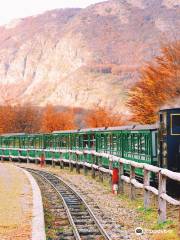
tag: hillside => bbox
[0,0,179,113]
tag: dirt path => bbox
[0,163,32,240]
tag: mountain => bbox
[0,0,179,113]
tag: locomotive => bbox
[158,108,180,172]
[0,108,179,181]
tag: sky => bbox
[0,0,105,26]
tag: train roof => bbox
[53,124,158,134]
[0,124,158,137]
[159,108,180,111]
[0,133,44,137]
[53,130,80,134]
[0,133,26,137]
[106,124,158,131]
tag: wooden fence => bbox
[0,147,180,229]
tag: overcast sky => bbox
[0,0,105,26]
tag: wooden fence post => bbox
[98,156,103,182]
[52,151,55,167]
[35,150,38,164]
[18,150,21,163]
[83,153,88,176]
[76,153,80,174]
[91,154,95,179]
[109,158,113,187]
[60,152,64,169]
[144,169,150,209]
[158,171,167,223]
[130,165,136,200]
[118,162,124,194]
[9,149,12,162]
[9,152,12,162]
[1,149,4,162]
[68,152,71,170]
[70,152,73,172]
[43,150,46,166]
[27,150,30,164]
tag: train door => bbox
[159,111,168,168]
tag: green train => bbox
[0,108,179,179]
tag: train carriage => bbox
[0,108,179,182]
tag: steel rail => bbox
[54,172,112,240]
[23,167,112,240]
[25,168,81,240]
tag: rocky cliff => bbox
[0,0,179,113]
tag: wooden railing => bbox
[0,147,180,228]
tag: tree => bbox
[0,105,16,133]
[41,105,76,132]
[55,110,77,130]
[127,41,180,124]
[0,104,40,133]
[14,104,40,133]
[84,106,123,128]
[41,105,57,132]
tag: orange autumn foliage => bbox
[14,104,41,133]
[41,105,76,132]
[0,105,16,133]
[0,104,40,133]
[84,107,124,128]
[127,41,180,124]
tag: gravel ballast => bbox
[18,163,164,240]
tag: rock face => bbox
[0,0,179,112]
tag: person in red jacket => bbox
[40,153,45,167]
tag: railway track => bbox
[24,168,112,240]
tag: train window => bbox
[83,134,88,148]
[90,134,95,149]
[171,114,180,135]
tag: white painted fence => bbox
[0,147,180,227]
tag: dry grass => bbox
[152,232,180,240]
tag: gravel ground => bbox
[18,163,165,240]
[0,163,32,240]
